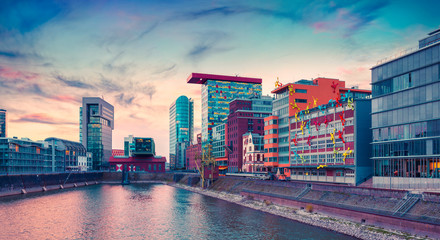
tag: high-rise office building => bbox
[80,97,114,170]
[169,95,194,169]
[371,28,440,189]
[187,73,262,147]
[0,109,6,138]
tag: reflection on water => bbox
[0,184,356,240]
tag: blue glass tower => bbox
[169,96,194,169]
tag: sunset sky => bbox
[0,0,439,157]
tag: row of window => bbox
[372,81,440,113]
[273,96,289,109]
[372,120,440,142]
[374,158,440,178]
[265,129,278,135]
[372,138,440,157]
[290,106,350,122]
[264,119,278,126]
[372,100,440,128]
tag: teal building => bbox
[169,96,194,169]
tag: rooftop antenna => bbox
[102,95,104,100]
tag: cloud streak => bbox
[11,113,76,125]
[53,73,94,89]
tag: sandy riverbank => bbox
[172,183,432,240]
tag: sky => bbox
[0,0,439,158]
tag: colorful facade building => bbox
[242,132,265,173]
[227,96,272,172]
[187,73,262,147]
[109,137,165,172]
[186,133,202,171]
[0,109,6,138]
[264,77,371,176]
[80,97,114,170]
[112,149,125,157]
[371,28,440,189]
[288,98,372,185]
[169,95,194,169]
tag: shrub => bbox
[263,199,272,206]
[306,204,314,213]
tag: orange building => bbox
[264,78,371,177]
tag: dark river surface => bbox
[0,184,357,239]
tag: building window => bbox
[295,89,307,93]
[295,99,307,103]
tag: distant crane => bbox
[194,144,216,188]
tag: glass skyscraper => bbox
[0,109,6,138]
[169,95,194,169]
[187,73,262,146]
[371,28,440,188]
[80,97,114,170]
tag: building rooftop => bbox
[271,77,340,94]
[187,73,262,84]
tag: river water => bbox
[0,184,356,239]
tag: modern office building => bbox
[0,109,6,138]
[186,133,202,171]
[264,77,371,177]
[371,28,440,189]
[288,99,372,185]
[109,137,165,172]
[0,137,64,174]
[242,132,265,173]
[45,137,92,171]
[187,73,262,147]
[169,96,194,169]
[124,135,156,157]
[80,97,114,170]
[227,95,272,172]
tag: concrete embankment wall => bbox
[0,172,103,196]
[209,177,440,239]
[0,172,201,197]
[241,190,440,239]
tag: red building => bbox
[109,155,166,172]
[226,96,272,172]
[112,149,125,157]
[186,133,202,171]
[264,77,371,177]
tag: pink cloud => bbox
[0,66,39,81]
[338,67,352,75]
[12,113,75,125]
[312,21,331,33]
